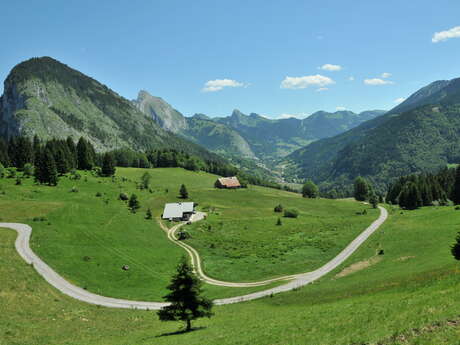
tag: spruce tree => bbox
[35,149,58,186]
[77,137,94,170]
[101,152,116,177]
[302,179,319,198]
[128,194,140,213]
[179,184,189,199]
[145,208,153,220]
[158,257,213,331]
[354,176,369,201]
[452,166,460,205]
[369,193,378,208]
[452,232,460,260]
[399,182,422,210]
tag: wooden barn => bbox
[215,176,241,189]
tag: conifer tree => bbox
[158,257,213,331]
[77,137,94,170]
[452,232,460,260]
[452,166,460,205]
[179,184,189,199]
[128,194,140,213]
[354,176,369,201]
[145,208,153,220]
[66,137,77,168]
[369,193,378,208]
[101,152,116,177]
[399,182,422,210]
[35,148,58,186]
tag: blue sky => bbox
[1,0,460,118]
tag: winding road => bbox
[0,205,388,309]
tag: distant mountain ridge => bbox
[133,90,385,165]
[285,76,460,192]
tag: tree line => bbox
[0,135,286,190]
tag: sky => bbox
[1,0,460,119]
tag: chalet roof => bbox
[163,202,194,219]
[218,176,241,188]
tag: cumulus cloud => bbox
[336,106,347,111]
[202,79,246,92]
[394,97,406,104]
[381,72,392,78]
[281,74,335,89]
[432,26,460,43]
[348,76,355,81]
[319,64,342,71]
[276,113,307,119]
[364,78,394,85]
[316,87,329,92]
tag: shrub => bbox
[23,163,34,178]
[15,176,22,185]
[70,186,78,193]
[119,192,129,201]
[6,168,16,179]
[69,169,81,180]
[274,204,283,213]
[284,209,299,218]
[276,217,282,226]
[95,192,102,197]
[128,194,140,213]
[145,208,153,219]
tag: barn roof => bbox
[163,202,194,219]
[218,176,241,188]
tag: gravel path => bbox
[0,206,387,310]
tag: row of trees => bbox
[386,167,457,209]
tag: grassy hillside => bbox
[1,205,458,345]
[0,167,377,301]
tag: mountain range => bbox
[285,77,460,192]
[133,90,385,166]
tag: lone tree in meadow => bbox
[145,208,153,220]
[354,176,369,201]
[452,232,460,260]
[179,184,189,199]
[302,180,319,198]
[158,256,213,331]
[101,152,116,177]
[452,166,460,205]
[128,194,140,213]
[369,193,379,209]
[140,171,151,190]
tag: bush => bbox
[284,209,299,218]
[276,217,282,226]
[15,176,22,185]
[95,192,102,197]
[70,186,78,193]
[119,192,129,201]
[69,169,81,180]
[6,168,16,179]
[23,163,34,178]
[274,204,283,213]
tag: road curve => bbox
[0,206,387,310]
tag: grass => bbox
[0,167,377,300]
[1,205,459,345]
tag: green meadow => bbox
[1,203,459,345]
[0,167,376,301]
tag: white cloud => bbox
[394,97,406,104]
[316,87,329,92]
[281,74,335,90]
[348,76,355,81]
[364,78,394,85]
[202,79,245,92]
[432,26,460,43]
[319,64,342,71]
[336,106,347,111]
[381,72,392,78]
[276,113,307,119]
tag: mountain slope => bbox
[0,57,221,161]
[285,77,460,191]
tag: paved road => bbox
[0,206,387,310]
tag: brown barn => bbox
[215,176,241,189]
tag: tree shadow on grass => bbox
[156,326,207,338]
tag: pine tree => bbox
[452,232,460,260]
[77,137,94,170]
[140,172,151,189]
[145,208,153,220]
[399,182,422,210]
[128,194,140,213]
[354,176,369,201]
[35,149,58,186]
[101,152,116,177]
[452,166,460,205]
[179,184,188,199]
[158,257,213,331]
[66,137,77,169]
[302,180,319,198]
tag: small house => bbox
[162,202,195,221]
[215,176,241,189]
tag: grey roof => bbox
[162,202,194,219]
